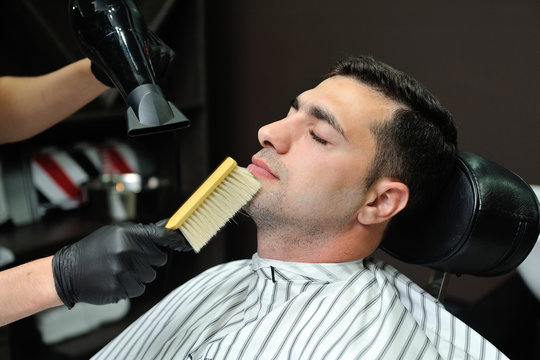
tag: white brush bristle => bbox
[179,166,260,252]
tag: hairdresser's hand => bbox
[90,30,176,87]
[52,221,191,309]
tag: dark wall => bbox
[206,0,540,181]
[205,0,540,297]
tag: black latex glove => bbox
[91,30,176,87]
[52,221,191,309]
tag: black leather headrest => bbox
[380,151,540,276]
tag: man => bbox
[92,55,507,359]
[0,35,189,327]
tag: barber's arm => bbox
[0,58,108,144]
[0,222,190,327]
[0,256,60,327]
[0,30,174,145]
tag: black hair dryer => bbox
[70,0,190,136]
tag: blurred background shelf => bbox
[0,0,214,358]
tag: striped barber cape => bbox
[92,254,508,360]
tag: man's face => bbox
[245,75,400,237]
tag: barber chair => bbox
[381,151,540,301]
[518,185,540,301]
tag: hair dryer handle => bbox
[70,0,157,99]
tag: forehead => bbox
[300,75,401,139]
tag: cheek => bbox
[288,174,365,223]
[290,156,364,197]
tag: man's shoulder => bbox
[193,258,252,279]
[362,257,401,276]
[165,258,253,300]
[362,257,433,301]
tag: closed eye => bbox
[310,130,328,145]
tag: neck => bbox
[255,223,383,263]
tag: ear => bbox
[357,178,409,226]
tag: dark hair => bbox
[326,55,458,212]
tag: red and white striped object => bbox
[100,141,139,175]
[31,148,89,210]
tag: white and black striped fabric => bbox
[92,254,508,360]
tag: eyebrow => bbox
[291,97,348,140]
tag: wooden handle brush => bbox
[165,157,261,252]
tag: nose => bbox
[257,118,290,154]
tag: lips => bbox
[248,157,279,180]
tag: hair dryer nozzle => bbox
[126,84,190,136]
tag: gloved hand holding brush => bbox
[52,221,191,309]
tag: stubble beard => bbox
[243,150,360,248]
[244,186,354,249]
[244,188,285,230]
